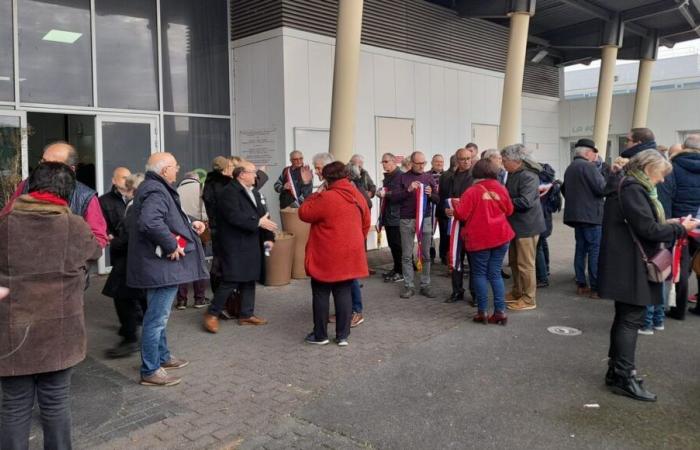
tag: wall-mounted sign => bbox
[239,128,278,167]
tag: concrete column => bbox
[497,12,531,149]
[592,45,619,159]
[328,0,364,163]
[631,58,654,128]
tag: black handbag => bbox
[617,179,672,283]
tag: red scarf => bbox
[28,191,68,207]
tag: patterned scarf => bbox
[628,169,665,222]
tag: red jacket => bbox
[299,179,370,282]
[453,179,515,252]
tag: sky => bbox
[565,38,700,71]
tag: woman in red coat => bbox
[454,159,515,324]
[299,162,370,346]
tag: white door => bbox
[96,115,159,273]
[471,123,499,150]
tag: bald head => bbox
[146,152,178,184]
[669,143,683,159]
[235,160,257,187]
[42,142,78,168]
[112,167,131,192]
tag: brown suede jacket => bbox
[0,195,101,376]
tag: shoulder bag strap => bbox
[617,178,650,263]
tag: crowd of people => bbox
[0,125,699,447]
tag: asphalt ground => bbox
[15,215,700,449]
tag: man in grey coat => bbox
[127,152,209,387]
[562,138,606,298]
[502,144,546,311]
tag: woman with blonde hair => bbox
[599,149,698,401]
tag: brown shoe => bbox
[507,299,537,311]
[140,368,181,387]
[576,286,591,296]
[589,291,601,299]
[239,316,268,326]
[161,356,189,369]
[506,293,520,304]
[203,313,219,333]
[351,312,364,328]
[328,314,336,323]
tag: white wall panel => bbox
[413,63,432,153]
[307,41,333,128]
[443,68,462,154]
[428,65,445,155]
[373,54,397,117]
[395,58,415,118]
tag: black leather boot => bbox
[444,290,464,303]
[609,374,657,402]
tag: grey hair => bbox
[43,141,79,166]
[683,134,700,150]
[350,154,364,163]
[289,150,303,158]
[574,146,595,157]
[481,149,500,160]
[312,152,334,167]
[125,172,145,191]
[183,171,199,180]
[382,152,396,162]
[626,149,672,177]
[500,143,531,161]
[145,158,170,174]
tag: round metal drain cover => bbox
[547,326,582,336]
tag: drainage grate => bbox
[547,326,582,336]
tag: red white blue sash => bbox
[376,191,387,247]
[415,183,426,271]
[285,166,298,203]
[447,198,461,271]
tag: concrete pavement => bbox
[18,215,700,449]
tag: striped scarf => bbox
[628,169,665,222]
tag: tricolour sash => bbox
[447,198,461,271]
[415,183,427,271]
[285,166,299,205]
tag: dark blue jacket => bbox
[381,168,403,227]
[562,157,606,226]
[659,151,700,218]
[620,140,657,159]
[126,172,209,289]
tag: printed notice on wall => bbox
[239,129,278,167]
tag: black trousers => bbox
[208,280,255,318]
[672,239,700,318]
[385,225,402,274]
[1,368,73,450]
[113,296,147,342]
[451,244,475,297]
[437,216,449,262]
[608,302,646,377]
[312,279,352,341]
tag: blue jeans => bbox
[468,243,509,313]
[574,224,602,290]
[535,236,549,282]
[351,279,362,314]
[644,304,664,329]
[141,286,178,377]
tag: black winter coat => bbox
[658,150,700,219]
[215,180,275,283]
[102,202,145,301]
[99,187,127,260]
[562,157,606,226]
[126,172,209,289]
[381,168,402,227]
[598,177,685,306]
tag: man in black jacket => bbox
[274,150,313,209]
[378,153,403,282]
[203,160,278,333]
[562,139,606,298]
[99,167,131,240]
[441,148,474,303]
[621,127,657,159]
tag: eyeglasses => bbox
[165,164,180,171]
[412,161,426,166]
[456,157,470,162]
[291,157,303,162]
[381,160,392,163]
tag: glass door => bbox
[96,115,158,273]
[0,110,28,211]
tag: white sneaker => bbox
[653,324,665,331]
[638,328,654,336]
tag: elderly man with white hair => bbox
[561,138,607,299]
[501,144,546,311]
[348,153,377,200]
[127,152,209,387]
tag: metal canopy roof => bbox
[426,0,700,66]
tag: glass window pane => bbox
[0,0,13,101]
[101,121,152,193]
[95,0,158,110]
[161,0,230,115]
[164,116,230,174]
[0,115,21,210]
[18,0,93,106]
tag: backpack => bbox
[538,163,562,214]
